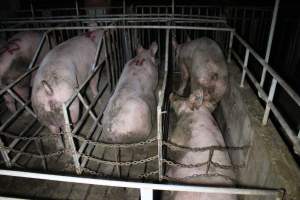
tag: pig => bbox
[101,42,158,143]
[31,30,104,134]
[0,31,51,113]
[172,37,228,112]
[162,90,236,200]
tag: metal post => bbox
[240,49,250,87]
[140,188,153,200]
[298,129,300,139]
[157,92,163,181]
[123,0,126,15]
[262,78,277,125]
[227,30,234,63]
[30,1,35,18]
[259,0,280,89]
[172,0,175,16]
[75,0,79,17]
[62,103,82,174]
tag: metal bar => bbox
[30,1,35,18]
[91,34,103,71]
[262,78,277,125]
[0,101,31,132]
[157,29,170,181]
[259,0,280,89]
[240,49,250,87]
[7,89,36,117]
[75,0,79,17]
[227,30,234,62]
[0,26,234,32]
[0,137,11,168]
[62,103,82,174]
[0,170,283,197]
[140,188,153,200]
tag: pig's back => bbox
[168,107,235,186]
[38,35,96,83]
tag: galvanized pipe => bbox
[240,49,250,87]
[0,170,283,198]
[259,0,280,94]
[0,25,233,32]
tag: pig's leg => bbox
[89,71,99,97]
[3,94,16,113]
[177,63,189,95]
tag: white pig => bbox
[163,90,236,200]
[31,30,104,134]
[172,37,228,112]
[101,42,158,143]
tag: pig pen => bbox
[0,12,298,200]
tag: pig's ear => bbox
[150,42,158,56]
[172,37,178,49]
[136,44,144,55]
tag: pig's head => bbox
[170,89,204,115]
[32,77,79,134]
[135,42,158,65]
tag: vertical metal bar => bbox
[227,31,234,63]
[140,188,153,200]
[35,139,47,170]
[262,78,278,125]
[240,49,250,87]
[260,0,280,88]
[0,138,11,168]
[28,32,47,70]
[157,94,163,181]
[30,1,35,18]
[75,0,79,16]
[103,34,112,92]
[172,0,175,16]
[123,0,126,15]
[62,103,82,174]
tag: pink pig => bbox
[172,37,228,112]
[163,90,236,200]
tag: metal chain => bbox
[162,173,236,183]
[163,158,244,170]
[0,145,68,159]
[163,141,249,152]
[81,154,158,166]
[73,135,157,148]
[138,170,159,179]
[0,131,64,141]
[163,159,209,168]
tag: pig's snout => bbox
[42,80,54,96]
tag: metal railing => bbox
[232,32,300,155]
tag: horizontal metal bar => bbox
[0,15,226,24]
[0,170,282,197]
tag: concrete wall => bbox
[214,62,300,200]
